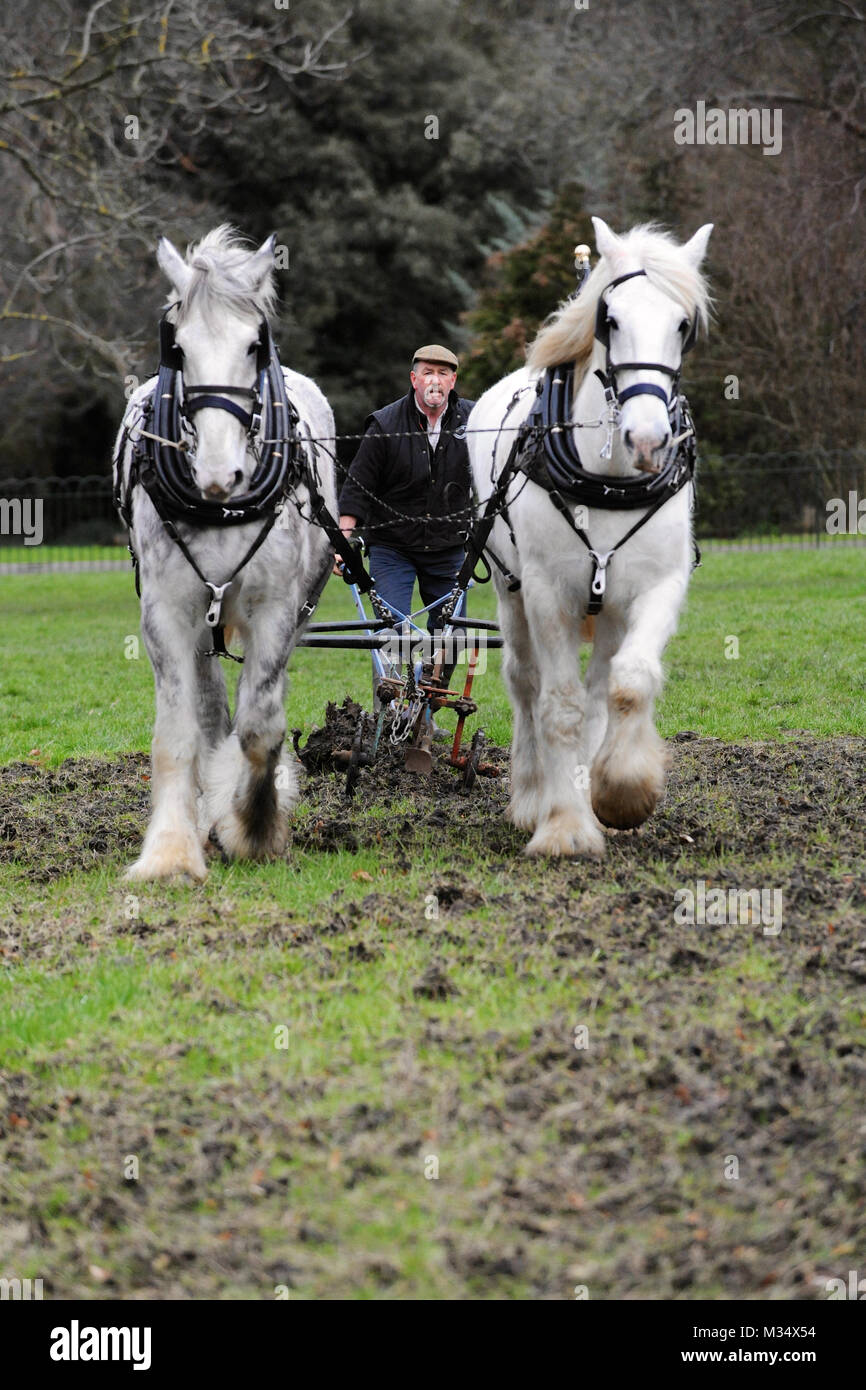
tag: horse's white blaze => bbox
[177,311,261,498]
[114,227,336,881]
[468,221,712,857]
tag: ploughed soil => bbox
[0,700,864,1299]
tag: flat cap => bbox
[413,343,459,369]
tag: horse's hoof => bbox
[591,767,665,830]
[207,811,290,861]
[123,842,208,883]
[591,733,669,829]
[524,810,605,860]
[592,800,655,831]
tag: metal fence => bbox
[693,450,866,551]
[2,452,865,572]
[0,475,126,572]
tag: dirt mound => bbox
[2,722,865,881]
[292,694,505,795]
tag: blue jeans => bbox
[368,544,467,634]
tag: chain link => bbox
[297,418,603,445]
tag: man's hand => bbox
[333,515,358,574]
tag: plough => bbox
[295,582,504,796]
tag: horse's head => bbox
[156,226,278,501]
[591,217,712,473]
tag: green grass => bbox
[0,544,123,564]
[0,547,864,766]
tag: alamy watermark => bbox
[0,497,43,546]
[674,879,783,936]
[50,1321,152,1370]
[674,101,782,157]
[826,492,866,536]
[0,1276,43,1299]
[815,1269,866,1300]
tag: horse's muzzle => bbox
[200,469,245,501]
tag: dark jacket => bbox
[338,388,475,553]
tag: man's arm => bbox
[333,423,386,569]
[332,514,358,572]
[336,423,385,530]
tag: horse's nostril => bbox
[233,469,243,485]
[624,429,633,450]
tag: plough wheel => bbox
[463,728,486,791]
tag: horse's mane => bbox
[527,223,712,381]
[173,224,277,326]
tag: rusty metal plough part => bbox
[372,645,501,787]
[297,592,504,797]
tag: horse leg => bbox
[202,614,296,859]
[591,576,685,829]
[521,587,605,859]
[583,611,624,768]
[194,652,231,847]
[126,603,208,882]
[498,584,543,832]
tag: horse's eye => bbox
[679,319,690,336]
[606,316,618,333]
[247,341,259,356]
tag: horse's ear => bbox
[683,223,713,268]
[157,236,192,295]
[591,216,625,269]
[248,233,277,290]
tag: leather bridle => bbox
[594,268,697,407]
[148,307,292,525]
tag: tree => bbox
[0,0,353,474]
[458,184,594,400]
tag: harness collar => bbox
[526,362,694,509]
[517,362,698,615]
[141,308,297,527]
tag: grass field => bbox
[2,547,865,770]
[1,549,864,1300]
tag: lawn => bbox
[1,547,864,769]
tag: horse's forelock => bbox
[527,223,711,379]
[174,224,276,328]
[527,258,609,378]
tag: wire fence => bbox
[1,452,865,572]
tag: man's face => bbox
[411,360,457,412]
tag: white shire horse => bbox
[113,226,336,881]
[468,218,712,858]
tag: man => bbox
[335,346,474,687]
